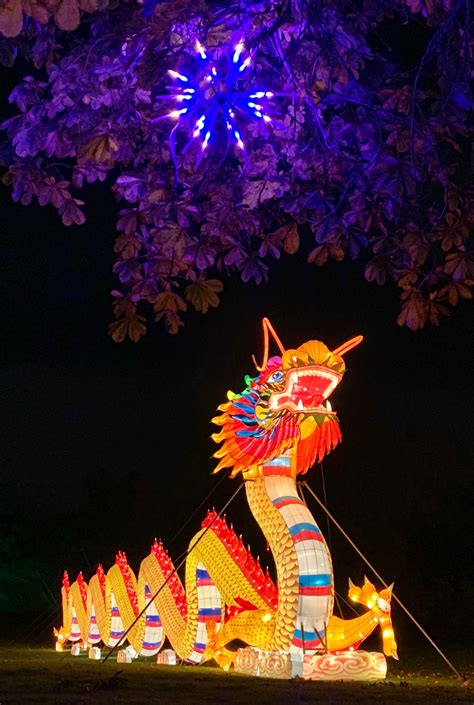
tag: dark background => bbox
[0,28,472,658]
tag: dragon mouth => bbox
[269,365,342,415]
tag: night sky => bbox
[0,56,473,651]
[1,179,473,648]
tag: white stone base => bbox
[156,649,177,666]
[117,649,132,663]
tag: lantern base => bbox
[234,647,387,680]
[234,647,292,678]
[303,650,387,681]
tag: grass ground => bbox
[0,646,471,705]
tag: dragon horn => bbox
[332,335,364,357]
[253,317,286,372]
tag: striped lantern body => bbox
[187,564,222,662]
[69,607,82,642]
[108,593,125,646]
[141,584,163,655]
[87,606,101,644]
[247,452,333,654]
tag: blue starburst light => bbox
[152,39,279,168]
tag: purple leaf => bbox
[115,174,147,203]
[59,198,86,226]
[240,257,268,285]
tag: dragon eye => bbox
[269,370,284,383]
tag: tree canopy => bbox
[1,0,472,340]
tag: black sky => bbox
[1,179,473,644]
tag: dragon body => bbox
[58,320,397,676]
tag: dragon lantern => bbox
[56,319,397,680]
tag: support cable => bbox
[318,465,344,617]
[167,471,228,550]
[7,603,59,648]
[302,481,463,681]
[103,481,243,663]
[298,478,350,619]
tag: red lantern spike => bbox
[76,572,88,608]
[96,564,106,598]
[116,553,138,617]
[62,570,70,594]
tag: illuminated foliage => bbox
[0,0,472,339]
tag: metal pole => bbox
[300,622,306,656]
[302,481,463,680]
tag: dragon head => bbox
[212,318,362,477]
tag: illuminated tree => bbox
[1,0,472,340]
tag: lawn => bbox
[0,646,471,705]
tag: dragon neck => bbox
[244,449,334,654]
